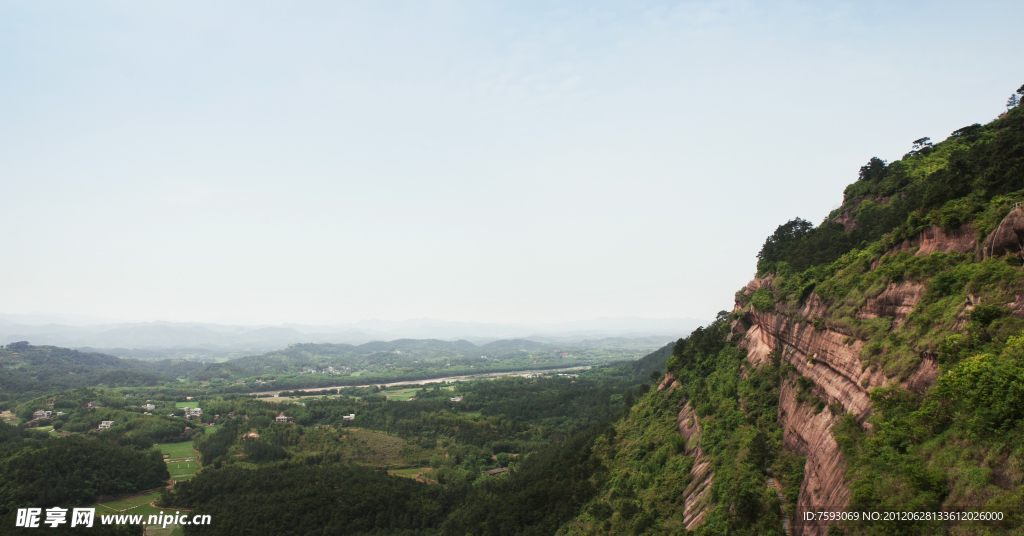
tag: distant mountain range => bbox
[0,316,706,359]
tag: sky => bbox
[1,0,1021,326]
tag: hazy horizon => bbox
[0,313,705,357]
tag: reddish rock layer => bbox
[677,403,714,530]
[735,276,941,536]
[855,281,925,329]
[881,223,975,260]
[981,206,1024,260]
[778,380,850,536]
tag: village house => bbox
[98,421,114,430]
[86,401,100,409]
[342,413,356,421]
[450,396,463,402]
[32,410,51,420]
[275,412,293,423]
[483,468,508,476]
[144,403,156,410]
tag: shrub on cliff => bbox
[750,287,775,312]
[935,335,1024,437]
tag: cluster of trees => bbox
[0,344,208,404]
[165,422,614,536]
[167,463,447,535]
[0,434,168,514]
[757,101,1024,276]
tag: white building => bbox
[450,396,463,402]
[144,404,156,411]
[32,410,52,420]
[98,421,114,430]
[342,413,356,421]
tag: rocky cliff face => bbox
[676,402,714,530]
[882,223,976,259]
[982,206,1024,259]
[732,239,953,535]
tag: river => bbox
[247,365,594,397]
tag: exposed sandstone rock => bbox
[778,380,850,536]
[900,356,938,393]
[855,281,925,329]
[874,223,975,267]
[677,403,714,530]
[658,372,676,391]
[734,275,948,535]
[981,206,1024,260]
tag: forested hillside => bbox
[556,92,1024,535]
[0,344,204,402]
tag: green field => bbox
[388,467,432,479]
[155,441,195,460]
[175,401,199,408]
[87,491,186,536]
[97,491,162,511]
[168,460,199,478]
[384,388,419,401]
[202,424,219,434]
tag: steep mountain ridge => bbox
[560,97,1024,535]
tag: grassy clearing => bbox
[388,467,432,479]
[341,428,430,467]
[94,490,163,511]
[168,460,199,477]
[384,388,419,401]
[155,441,195,460]
[175,402,199,408]
[88,491,187,535]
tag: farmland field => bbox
[388,467,432,479]
[87,491,186,536]
[383,387,419,401]
[155,441,195,460]
[168,460,199,480]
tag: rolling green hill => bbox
[0,343,205,401]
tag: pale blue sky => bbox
[1,1,1020,325]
